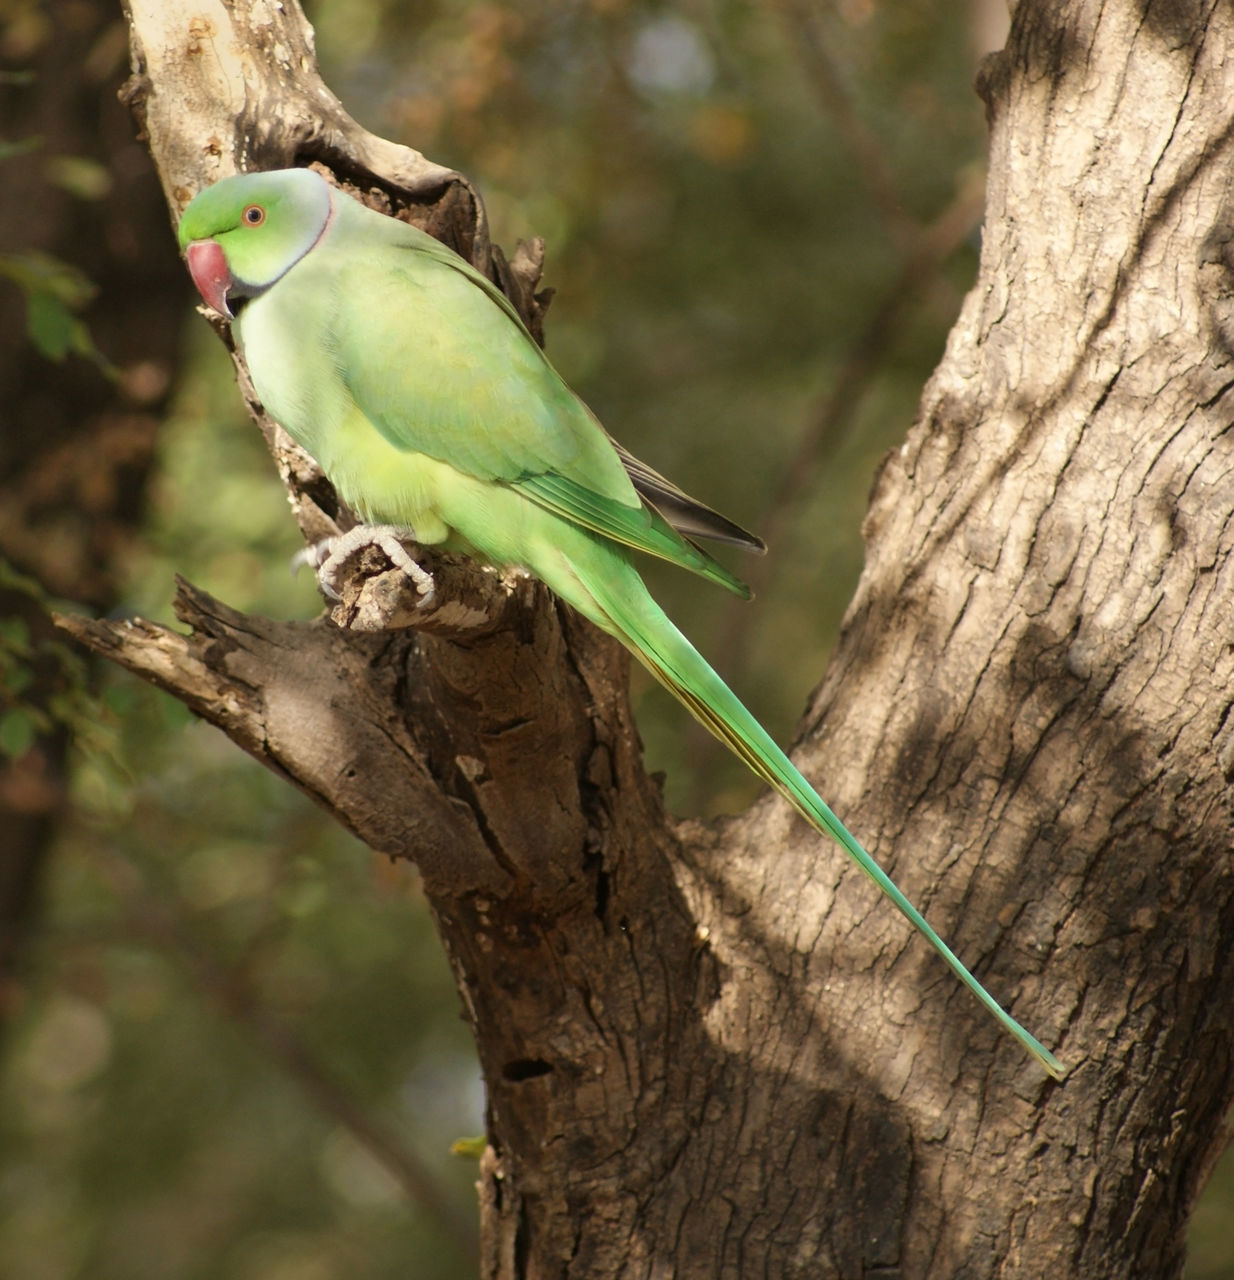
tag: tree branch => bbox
[71,0,1234,1274]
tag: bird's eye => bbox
[242,204,265,226]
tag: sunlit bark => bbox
[74,1,1234,1274]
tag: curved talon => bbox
[290,538,333,581]
[292,526,435,606]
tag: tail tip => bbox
[1029,1041,1069,1082]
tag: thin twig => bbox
[780,0,920,254]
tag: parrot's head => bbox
[178,168,332,319]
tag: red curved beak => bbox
[186,239,233,319]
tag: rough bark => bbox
[66,0,1234,1275]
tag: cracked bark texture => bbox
[71,0,1234,1275]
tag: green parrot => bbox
[178,168,1064,1080]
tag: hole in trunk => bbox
[502,1057,553,1082]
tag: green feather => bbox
[179,169,1067,1079]
[575,545,1064,1079]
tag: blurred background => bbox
[0,1,1230,1276]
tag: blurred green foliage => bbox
[0,560,98,761]
[0,112,115,371]
[2,1,1231,1277]
[0,246,110,367]
[2,331,480,1277]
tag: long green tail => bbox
[584,562,1066,1080]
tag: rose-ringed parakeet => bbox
[178,168,1064,1080]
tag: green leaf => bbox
[0,252,113,373]
[26,288,76,360]
[0,249,96,308]
[44,154,112,202]
[0,708,37,759]
[0,616,32,657]
[3,664,33,697]
[0,557,49,602]
[0,133,41,162]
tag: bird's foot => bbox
[292,526,436,607]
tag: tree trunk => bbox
[0,0,188,1034]
[66,0,1234,1274]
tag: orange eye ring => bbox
[242,204,266,226]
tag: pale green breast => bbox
[233,194,693,579]
[235,247,456,543]
[235,263,345,463]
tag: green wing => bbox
[382,229,766,555]
[610,440,765,553]
[324,217,752,595]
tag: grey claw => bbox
[294,526,435,607]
